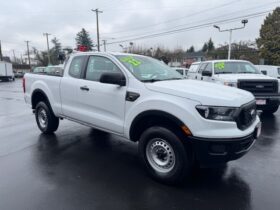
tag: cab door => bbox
[77,55,127,134]
[196,63,207,81]
[201,63,213,82]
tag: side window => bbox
[69,56,85,78]
[176,69,183,75]
[204,63,212,72]
[198,63,207,74]
[85,56,121,81]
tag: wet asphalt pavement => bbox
[0,79,280,210]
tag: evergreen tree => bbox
[75,28,94,51]
[51,37,62,65]
[187,46,195,53]
[256,7,280,65]
[202,43,208,52]
[207,38,215,51]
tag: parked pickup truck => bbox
[24,52,261,183]
[189,60,280,114]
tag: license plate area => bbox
[256,99,266,105]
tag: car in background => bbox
[14,71,25,78]
[33,67,46,73]
[45,65,64,76]
[172,67,188,78]
[255,65,280,79]
[0,61,15,81]
[186,62,200,79]
[188,60,280,114]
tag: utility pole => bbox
[12,50,16,63]
[102,40,107,52]
[213,19,248,60]
[43,33,51,65]
[0,40,3,61]
[91,9,103,52]
[25,41,31,67]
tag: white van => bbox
[255,65,280,79]
[0,61,15,81]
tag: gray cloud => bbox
[0,0,278,57]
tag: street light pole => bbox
[102,40,106,52]
[213,19,248,60]
[91,9,103,52]
[43,33,51,65]
[25,41,31,68]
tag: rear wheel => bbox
[263,105,279,115]
[139,126,192,184]
[35,101,59,134]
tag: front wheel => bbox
[35,101,59,134]
[139,126,192,184]
[262,105,279,115]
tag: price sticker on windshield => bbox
[214,62,225,70]
[121,56,141,67]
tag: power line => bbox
[102,0,242,36]
[106,10,271,45]
[102,0,278,36]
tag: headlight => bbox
[224,82,237,87]
[196,105,238,121]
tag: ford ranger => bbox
[23,52,261,183]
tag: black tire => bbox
[263,105,279,115]
[35,101,59,134]
[139,126,192,184]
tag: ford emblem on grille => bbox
[256,85,264,88]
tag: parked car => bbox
[255,65,280,79]
[0,61,15,81]
[44,65,64,76]
[14,71,24,78]
[23,52,261,183]
[189,60,280,114]
[172,67,188,78]
[33,67,46,73]
[186,61,200,79]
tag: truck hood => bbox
[145,80,254,107]
[215,73,277,82]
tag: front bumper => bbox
[189,122,261,167]
[255,94,280,109]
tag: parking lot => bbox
[0,79,280,210]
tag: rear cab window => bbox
[69,56,86,78]
[188,64,199,73]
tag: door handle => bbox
[80,86,89,91]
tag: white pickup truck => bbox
[188,60,280,114]
[24,52,261,183]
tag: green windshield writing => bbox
[214,62,225,70]
[121,56,141,67]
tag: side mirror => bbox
[202,70,212,77]
[100,72,126,86]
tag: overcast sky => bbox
[0,0,279,58]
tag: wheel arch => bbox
[31,89,52,111]
[129,110,187,142]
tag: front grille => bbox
[235,101,257,130]
[238,79,278,95]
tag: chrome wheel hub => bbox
[146,138,175,173]
[38,108,48,128]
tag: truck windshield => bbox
[115,55,182,82]
[214,61,261,74]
